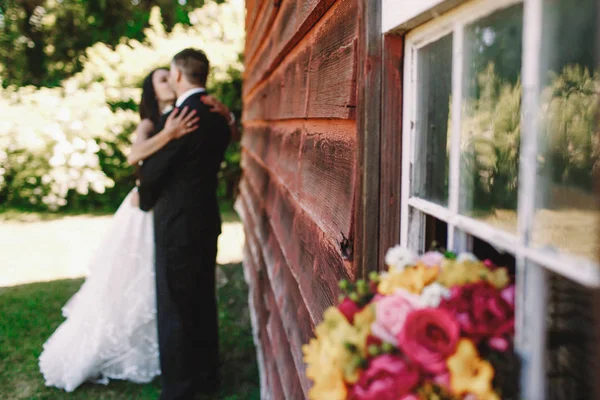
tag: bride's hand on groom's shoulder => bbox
[164,106,200,140]
[202,95,232,122]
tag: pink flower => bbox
[399,395,419,400]
[397,308,460,374]
[488,337,510,351]
[349,355,420,400]
[433,372,450,389]
[501,284,515,307]
[338,297,362,323]
[439,282,514,348]
[371,290,422,346]
[418,251,445,267]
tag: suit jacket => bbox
[138,92,231,248]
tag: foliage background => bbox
[0,0,244,212]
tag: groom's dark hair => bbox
[172,48,210,86]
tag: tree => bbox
[0,0,222,87]
[0,2,244,211]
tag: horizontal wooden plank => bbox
[240,147,355,313]
[262,333,285,400]
[241,219,286,400]
[241,246,279,399]
[244,0,337,96]
[295,205,354,318]
[244,0,263,43]
[238,179,270,247]
[242,191,313,396]
[298,120,356,240]
[305,0,358,118]
[240,153,271,202]
[263,233,314,395]
[263,278,306,399]
[243,120,356,241]
[244,45,311,121]
[243,0,358,121]
[242,123,301,193]
[241,124,271,164]
[268,184,352,321]
[245,0,280,67]
[241,246,269,396]
[237,186,265,267]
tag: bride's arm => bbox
[127,109,199,165]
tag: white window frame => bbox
[383,0,600,398]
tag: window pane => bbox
[534,0,599,262]
[471,235,516,275]
[413,34,453,206]
[424,214,448,251]
[546,271,596,399]
[459,4,524,234]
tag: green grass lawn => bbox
[0,264,259,400]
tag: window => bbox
[383,0,599,398]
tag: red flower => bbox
[397,308,460,374]
[366,335,383,348]
[349,355,420,400]
[338,297,362,323]
[439,282,515,348]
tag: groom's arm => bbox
[138,135,189,211]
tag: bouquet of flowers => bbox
[302,246,520,400]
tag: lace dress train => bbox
[39,190,160,392]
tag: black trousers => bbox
[154,234,220,400]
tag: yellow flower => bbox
[306,361,347,400]
[303,306,375,400]
[447,339,499,400]
[378,265,439,295]
[353,304,376,338]
[437,260,509,289]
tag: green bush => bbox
[0,2,244,212]
[461,63,599,214]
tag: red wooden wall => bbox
[237,0,359,396]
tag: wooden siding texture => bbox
[238,0,359,396]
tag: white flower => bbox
[385,245,418,271]
[76,181,89,195]
[68,152,85,168]
[419,283,451,308]
[456,252,478,263]
[53,140,73,156]
[72,136,86,149]
[57,107,71,122]
[70,121,84,132]
[91,181,106,194]
[49,154,66,167]
[86,139,100,153]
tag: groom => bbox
[138,48,232,399]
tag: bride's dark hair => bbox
[139,68,163,126]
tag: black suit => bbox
[138,92,231,400]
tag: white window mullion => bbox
[400,44,415,248]
[447,23,464,251]
[515,0,546,398]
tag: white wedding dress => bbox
[39,189,160,392]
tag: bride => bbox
[38,67,234,392]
